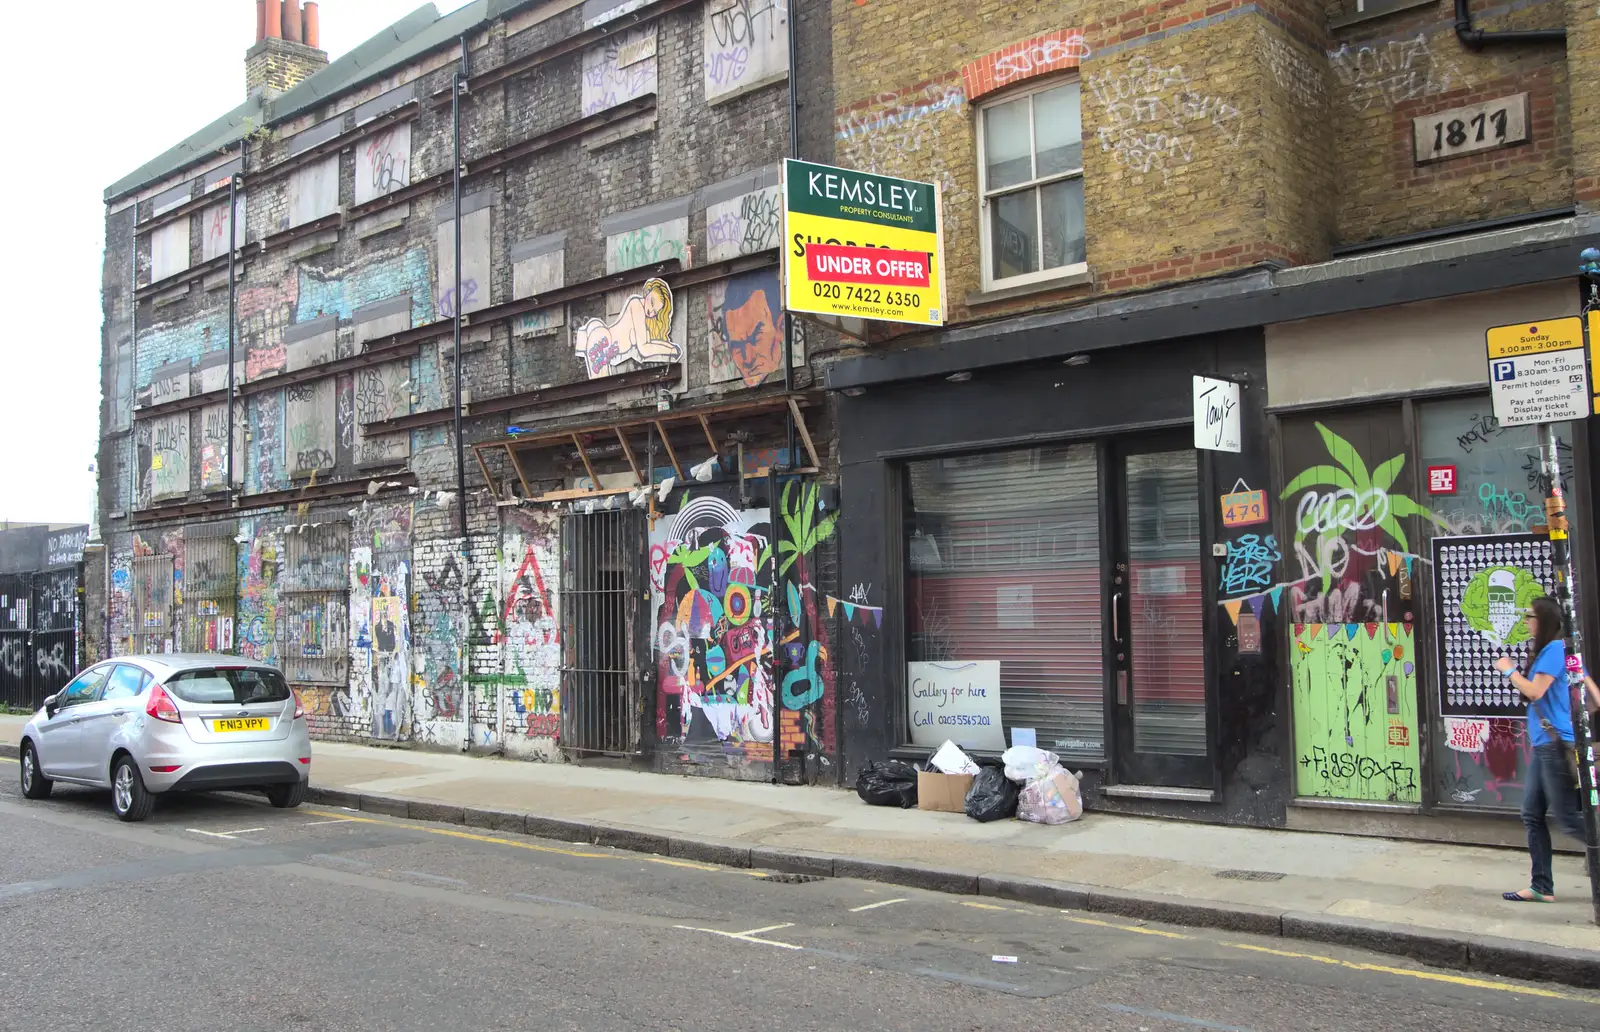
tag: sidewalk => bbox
[5,713,1598,985]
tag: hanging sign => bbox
[1485,318,1588,427]
[1193,376,1241,452]
[782,158,945,327]
[1220,481,1268,528]
[907,660,1005,751]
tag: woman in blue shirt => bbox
[1494,595,1587,902]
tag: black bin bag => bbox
[963,765,1019,822]
[856,760,920,808]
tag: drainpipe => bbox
[782,1,799,467]
[1454,0,1564,49]
[453,38,471,751]
[226,164,240,501]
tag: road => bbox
[1,758,1596,1032]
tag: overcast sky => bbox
[0,0,472,527]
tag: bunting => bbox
[1223,599,1243,625]
[824,595,883,628]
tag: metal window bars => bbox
[276,522,351,685]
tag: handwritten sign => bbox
[1193,375,1241,452]
[1444,717,1490,753]
[907,660,1005,751]
[1220,489,1268,528]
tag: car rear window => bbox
[165,668,291,705]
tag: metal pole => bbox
[226,170,240,497]
[452,49,469,540]
[1539,421,1600,924]
[782,0,799,466]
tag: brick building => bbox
[92,0,1600,833]
[823,0,1600,839]
[95,0,838,784]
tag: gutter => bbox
[1454,0,1564,49]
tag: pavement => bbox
[4,754,1600,1031]
[5,711,1600,990]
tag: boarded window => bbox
[278,523,351,686]
[150,219,191,282]
[288,155,340,229]
[355,122,412,206]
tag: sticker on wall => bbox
[1220,479,1269,528]
[1431,533,1553,717]
[1427,464,1457,494]
[1443,716,1490,753]
[573,278,682,378]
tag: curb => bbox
[303,785,1600,991]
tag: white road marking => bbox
[674,921,803,950]
[1102,1003,1255,1031]
[849,897,910,912]
[302,818,356,826]
[185,827,265,840]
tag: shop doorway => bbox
[561,509,647,757]
[1109,440,1212,789]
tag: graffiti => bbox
[776,480,839,769]
[0,637,25,680]
[137,412,191,503]
[608,224,685,271]
[201,193,244,263]
[1292,623,1421,803]
[356,124,412,206]
[436,279,479,321]
[1086,57,1243,182]
[651,495,775,759]
[707,187,782,264]
[1519,440,1573,494]
[246,390,285,495]
[353,361,411,466]
[1263,36,1325,110]
[582,26,658,116]
[1454,410,1507,453]
[285,380,336,476]
[1327,34,1459,112]
[834,78,968,239]
[707,268,784,387]
[501,512,562,743]
[705,0,788,100]
[574,278,681,378]
[1220,534,1280,597]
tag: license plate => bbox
[212,718,270,733]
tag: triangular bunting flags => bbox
[1347,624,1361,640]
[827,596,837,617]
[1366,623,1379,639]
[1387,553,1402,576]
[1388,622,1400,637]
[844,603,856,621]
[1248,595,1265,621]
[1269,587,1283,612]
[1405,557,1414,575]
[1294,622,1306,636]
[1223,599,1243,625]
[872,609,883,628]
[1308,622,1324,639]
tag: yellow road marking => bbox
[960,901,1010,911]
[302,808,615,859]
[1218,941,1593,1001]
[1065,915,1193,940]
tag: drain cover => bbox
[765,872,827,884]
[1214,869,1285,882]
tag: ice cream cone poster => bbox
[1431,533,1554,717]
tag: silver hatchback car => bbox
[17,654,313,821]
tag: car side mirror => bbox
[42,694,58,718]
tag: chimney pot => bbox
[302,1,320,49]
[256,0,266,42]
[262,0,282,39]
[282,0,302,44]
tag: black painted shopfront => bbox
[834,329,1289,826]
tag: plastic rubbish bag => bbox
[1017,766,1084,825]
[964,765,1020,822]
[855,760,920,808]
[931,739,981,775]
[1002,745,1060,783]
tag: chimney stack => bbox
[247,0,328,99]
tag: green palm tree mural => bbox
[1280,422,1446,591]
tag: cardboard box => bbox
[917,771,974,813]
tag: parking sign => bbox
[1484,319,1588,427]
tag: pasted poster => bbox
[1431,533,1553,718]
[574,278,682,378]
[1292,622,1421,803]
[907,660,1005,752]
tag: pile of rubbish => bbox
[855,740,1083,825]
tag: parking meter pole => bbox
[1539,421,1600,925]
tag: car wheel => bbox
[265,780,307,809]
[19,742,52,800]
[111,756,154,822]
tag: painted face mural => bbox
[650,495,775,754]
[719,269,783,388]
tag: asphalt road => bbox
[2,759,1597,1032]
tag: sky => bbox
[0,0,473,527]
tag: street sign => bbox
[1485,318,1588,427]
[782,158,945,327]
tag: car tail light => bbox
[298,757,311,765]
[146,684,182,723]
[149,765,181,773]
[292,688,305,720]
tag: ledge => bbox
[965,267,1094,307]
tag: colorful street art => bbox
[707,268,784,387]
[650,494,775,767]
[776,480,839,770]
[497,511,562,747]
[1291,622,1420,803]
[573,278,681,378]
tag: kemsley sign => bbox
[782,158,946,327]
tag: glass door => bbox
[1109,439,1213,788]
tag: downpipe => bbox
[1454,0,1563,49]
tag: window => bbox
[166,667,291,705]
[978,80,1085,290]
[102,665,151,701]
[56,667,111,708]
[288,155,340,229]
[150,218,191,283]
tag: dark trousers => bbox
[1521,742,1586,896]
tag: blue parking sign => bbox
[1491,359,1517,382]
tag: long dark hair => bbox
[1525,595,1565,671]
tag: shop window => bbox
[978,80,1085,291]
[1417,398,1571,538]
[904,443,1105,761]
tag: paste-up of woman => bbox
[573,278,680,377]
